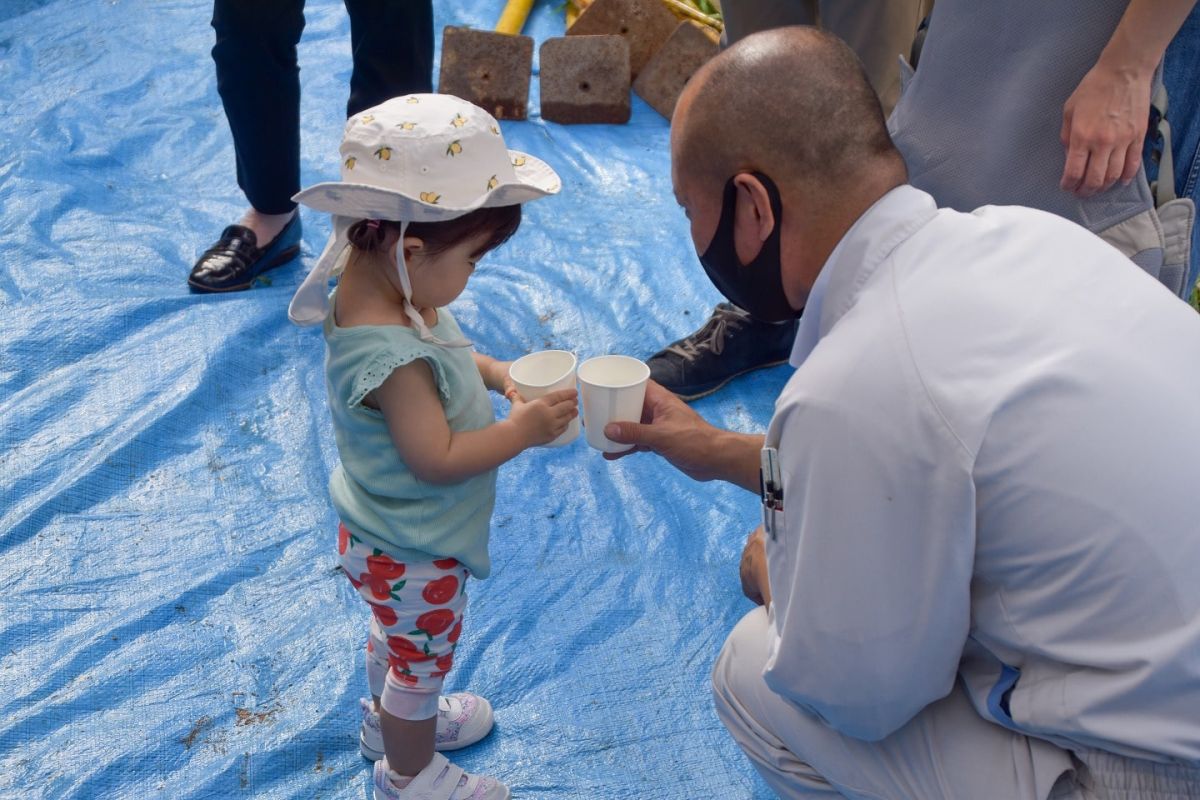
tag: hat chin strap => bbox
[395,221,472,348]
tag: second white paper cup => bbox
[508,350,580,447]
[577,355,650,453]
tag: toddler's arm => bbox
[472,352,511,394]
[374,359,577,485]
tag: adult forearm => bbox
[710,429,766,493]
[1102,0,1197,75]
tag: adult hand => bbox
[602,381,724,481]
[739,526,770,606]
[602,381,765,491]
[1059,58,1151,197]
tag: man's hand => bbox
[739,526,771,607]
[1060,0,1197,197]
[602,381,747,484]
[601,381,708,473]
[1059,59,1150,197]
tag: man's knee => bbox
[711,606,772,717]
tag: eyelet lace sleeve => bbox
[349,345,452,409]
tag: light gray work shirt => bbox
[762,185,1200,763]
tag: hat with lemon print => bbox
[288,93,560,342]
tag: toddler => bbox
[289,93,575,800]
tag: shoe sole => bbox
[186,244,301,294]
[361,735,384,762]
[374,783,509,800]
[670,359,789,402]
[360,697,495,762]
[372,782,508,800]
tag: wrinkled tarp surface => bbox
[0,1,789,797]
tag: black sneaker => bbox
[647,303,799,400]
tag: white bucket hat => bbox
[288,93,561,346]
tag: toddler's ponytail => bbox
[347,219,401,252]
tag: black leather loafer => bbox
[188,214,302,293]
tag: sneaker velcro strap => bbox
[406,753,465,800]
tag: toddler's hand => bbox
[508,388,578,447]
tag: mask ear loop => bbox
[394,220,472,348]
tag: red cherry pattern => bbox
[392,669,419,687]
[414,609,455,637]
[369,603,398,627]
[367,552,405,580]
[359,572,392,601]
[388,635,433,663]
[341,534,469,690]
[422,575,459,605]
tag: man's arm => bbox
[602,381,764,492]
[1060,0,1199,196]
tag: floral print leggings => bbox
[338,522,469,721]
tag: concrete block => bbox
[539,35,631,124]
[567,0,678,78]
[438,26,533,120]
[632,20,718,120]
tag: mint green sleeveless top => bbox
[323,299,497,578]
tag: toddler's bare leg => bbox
[381,710,437,777]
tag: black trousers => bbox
[211,0,433,214]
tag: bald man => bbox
[645,0,931,402]
[606,27,1200,799]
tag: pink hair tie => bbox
[366,219,381,230]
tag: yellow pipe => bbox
[495,0,535,34]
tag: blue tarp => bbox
[0,1,788,797]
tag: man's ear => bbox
[731,173,776,264]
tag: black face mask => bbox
[697,172,801,323]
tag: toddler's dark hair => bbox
[347,205,522,258]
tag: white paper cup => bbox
[577,355,650,453]
[508,350,580,447]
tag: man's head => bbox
[671,26,906,312]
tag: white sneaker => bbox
[373,754,509,800]
[360,694,495,760]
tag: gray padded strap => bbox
[1151,69,1177,206]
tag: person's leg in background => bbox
[343,0,434,117]
[189,0,305,292]
[647,0,931,400]
[720,0,817,46]
[1162,2,1200,307]
[711,607,1079,799]
[818,0,933,119]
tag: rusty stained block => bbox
[539,35,631,124]
[633,20,719,120]
[438,26,533,120]
[567,0,679,79]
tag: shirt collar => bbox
[789,185,939,368]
